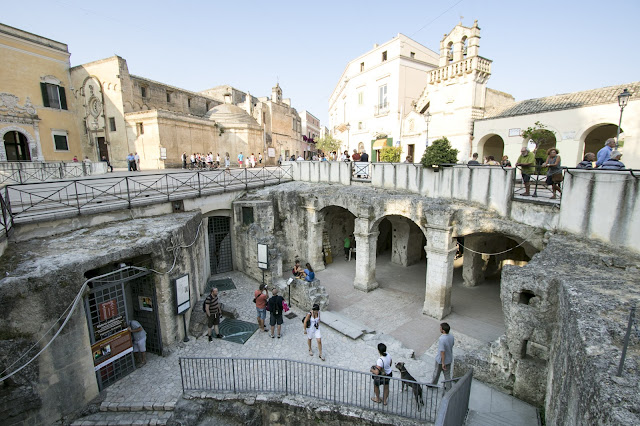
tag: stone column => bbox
[423,227,456,319]
[462,235,486,287]
[304,206,325,272]
[353,217,379,292]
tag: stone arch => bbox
[371,214,427,267]
[578,123,620,159]
[0,126,36,161]
[477,133,504,162]
[319,205,357,264]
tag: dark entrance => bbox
[208,216,233,274]
[3,131,31,161]
[84,267,162,390]
[97,137,109,162]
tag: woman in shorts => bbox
[303,304,324,361]
[254,284,269,332]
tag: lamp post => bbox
[616,88,631,145]
[425,111,432,148]
[346,123,351,153]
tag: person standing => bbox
[303,304,325,361]
[126,153,136,171]
[101,156,113,172]
[258,153,263,165]
[205,287,223,341]
[515,147,536,196]
[601,151,626,170]
[128,320,147,366]
[267,287,284,338]
[596,138,617,167]
[254,284,269,332]
[182,152,188,169]
[249,153,256,168]
[371,343,392,405]
[344,235,352,261]
[238,152,244,167]
[431,322,455,390]
[352,149,361,162]
[542,148,563,199]
[225,152,230,168]
[134,152,141,171]
[467,153,480,165]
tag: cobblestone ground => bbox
[102,271,434,410]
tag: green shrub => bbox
[379,146,403,162]
[420,137,459,167]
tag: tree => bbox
[522,121,556,174]
[379,146,403,162]
[420,137,459,167]
[315,134,342,153]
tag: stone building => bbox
[328,32,440,161]
[0,23,84,162]
[472,82,640,169]
[299,110,320,158]
[70,56,225,168]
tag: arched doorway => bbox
[582,124,620,158]
[479,134,504,161]
[4,130,31,161]
[320,206,356,266]
[376,215,426,266]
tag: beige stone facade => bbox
[0,24,84,162]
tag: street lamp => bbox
[616,88,631,144]
[346,123,351,153]
[425,111,432,148]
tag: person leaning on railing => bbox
[515,147,536,196]
[577,152,596,169]
[541,148,563,199]
[600,151,626,170]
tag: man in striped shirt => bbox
[205,287,223,341]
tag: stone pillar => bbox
[462,235,486,287]
[305,206,325,272]
[390,217,409,266]
[423,227,456,319]
[353,217,378,292]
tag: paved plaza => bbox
[88,266,538,425]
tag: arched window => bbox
[447,42,454,63]
[3,131,31,161]
[462,36,468,58]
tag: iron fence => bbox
[434,368,473,426]
[0,188,13,237]
[4,166,293,224]
[513,164,563,203]
[179,356,446,422]
[351,162,371,179]
[0,161,107,185]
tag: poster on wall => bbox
[268,148,276,158]
[99,299,118,321]
[91,329,133,371]
[138,296,153,312]
[174,274,190,315]
[257,244,268,270]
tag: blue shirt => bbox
[596,145,612,167]
[127,154,135,162]
[600,159,625,170]
[436,333,454,365]
[304,269,315,282]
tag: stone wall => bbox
[0,212,207,423]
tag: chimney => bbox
[224,92,232,104]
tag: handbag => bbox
[552,173,564,183]
[282,301,289,313]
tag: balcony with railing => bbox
[428,56,492,84]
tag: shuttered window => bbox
[40,83,67,110]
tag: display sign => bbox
[160,147,167,159]
[257,244,268,270]
[175,274,191,315]
[94,315,126,341]
[138,296,153,312]
[508,128,521,137]
[268,148,276,158]
[92,329,133,371]
[99,299,118,321]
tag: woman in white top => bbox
[303,304,324,361]
[372,343,392,405]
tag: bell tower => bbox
[272,83,282,104]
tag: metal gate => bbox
[84,267,162,390]
[208,216,233,274]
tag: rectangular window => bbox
[378,85,388,110]
[187,97,192,108]
[358,91,363,106]
[242,207,254,225]
[40,83,67,110]
[140,86,147,98]
[358,121,363,130]
[109,117,116,132]
[166,91,172,102]
[360,62,364,72]
[136,122,144,135]
[382,51,387,61]
[52,132,69,151]
[410,52,415,59]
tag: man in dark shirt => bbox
[467,153,480,165]
[205,287,223,341]
[267,287,285,338]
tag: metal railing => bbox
[0,188,13,238]
[513,164,563,202]
[434,368,473,426]
[179,356,446,422]
[4,166,293,224]
[351,162,370,179]
[0,161,107,185]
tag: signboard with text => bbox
[91,329,133,371]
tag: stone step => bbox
[321,310,374,339]
[99,400,176,412]
[72,410,172,426]
[465,410,524,426]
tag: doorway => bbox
[84,267,162,390]
[208,216,233,274]
[3,131,31,161]
[97,137,109,162]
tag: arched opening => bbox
[453,233,538,340]
[376,215,426,266]
[462,36,468,59]
[582,124,620,158]
[3,131,31,161]
[320,206,356,266]
[447,41,454,63]
[479,134,504,162]
[357,142,365,153]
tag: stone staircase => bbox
[71,400,176,425]
[278,276,329,312]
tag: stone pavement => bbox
[76,270,538,425]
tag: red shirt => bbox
[254,290,268,309]
[352,153,361,161]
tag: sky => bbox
[3,0,639,126]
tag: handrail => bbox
[0,161,107,185]
[0,188,13,238]
[4,166,293,224]
[179,356,450,422]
